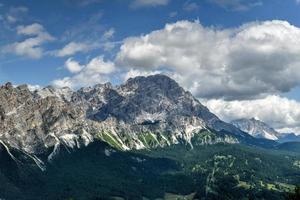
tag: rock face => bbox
[231,118,281,140]
[0,82,87,155]
[0,75,266,162]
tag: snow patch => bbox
[80,129,93,146]
[23,152,46,171]
[47,142,60,162]
[59,134,80,149]
[135,111,166,124]
[36,87,73,101]
[0,140,19,163]
[262,130,278,140]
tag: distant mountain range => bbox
[278,133,300,143]
[0,74,300,200]
[231,118,300,143]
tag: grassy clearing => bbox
[96,131,124,150]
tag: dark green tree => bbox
[287,186,300,200]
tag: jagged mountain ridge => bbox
[0,75,273,164]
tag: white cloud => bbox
[122,69,163,82]
[131,0,169,8]
[17,23,48,36]
[208,0,262,11]
[64,58,84,73]
[16,23,45,35]
[53,56,116,88]
[103,42,116,51]
[2,23,54,59]
[55,27,116,57]
[27,84,41,92]
[204,95,300,134]
[117,20,300,100]
[103,28,115,40]
[86,56,116,74]
[55,42,92,57]
[102,28,116,51]
[6,15,17,23]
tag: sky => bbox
[1,0,300,133]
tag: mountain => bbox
[231,118,300,144]
[0,75,273,160]
[277,141,300,153]
[3,74,299,200]
[231,118,282,140]
[277,133,300,143]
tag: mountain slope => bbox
[277,142,300,153]
[278,133,300,143]
[231,118,281,140]
[0,141,299,200]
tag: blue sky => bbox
[1,0,300,86]
[1,0,300,132]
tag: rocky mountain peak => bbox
[35,85,74,101]
[3,82,13,89]
[0,75,268,160]
[119,74,185,97]
[124,74,180,88]
[94,82,113,89]
[231,118,280,140]
[93,74,208,125]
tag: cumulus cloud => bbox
[203,95,300,134]
[53,56,116,88]
[208,0,262,11]
[131,0,169,8]
[2,23,54,59]
[117,20,300,100]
